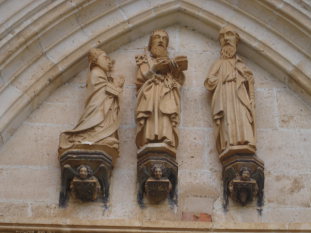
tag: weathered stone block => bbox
[181,88,213,128]
[255,89,278,129]
[0,167,59,202]
[26,102,82,126]
[276,88,311,129]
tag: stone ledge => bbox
[0,220,310,232]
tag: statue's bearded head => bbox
[219,26,240,59]
[148,30,169,58]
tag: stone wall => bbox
[0,25,310,226]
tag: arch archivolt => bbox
[0,0,310,145]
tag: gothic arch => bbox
[0,0,310,146]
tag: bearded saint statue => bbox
[58,48,124,156]
[135,30,187,149]
[204,26,256,159]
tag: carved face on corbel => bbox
[154,167,163,179]
[78,166,88,179]
[240,167,251,181]
[77,165,92,180]
[151,164,164,180]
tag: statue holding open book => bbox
[135,29,187,150]
[135,29,187,206]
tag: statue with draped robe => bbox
[59,48,124,157]
[204,26,256,160]
[58,48,124,207]
[135,30,187,206]
[135,29,187,150]
[204,26,264,209]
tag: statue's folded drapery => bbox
[59,68,122,153]
[135,53,184,149]
[204,57,256,155]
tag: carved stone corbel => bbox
[58,48,124,207]
[135,30,187,207]
[59,150,112,206]
[222,154,264,209]
[137,143,178,206]
[204,26,264,210]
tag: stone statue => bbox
[135,29,187,149]
[58,48,124,207]
[204,26,256,159]
[135,30,187,206]
[204,26,264,210]
[59,48,124,156]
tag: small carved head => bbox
[148,29,169,58]
[88,48,114,72]
[151,164,164,180]
[77,165,93,180]
[240,167,251,181]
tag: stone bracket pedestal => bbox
[137,143,178,207]
[59,149,112,208]
[222,153,264,210]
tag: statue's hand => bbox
[215,119,221,126]
[250,99,255,110]
[114,75,125,88]
[243,70,253,80]
[170,114,178,127]
[207,75,218,84]
[138,118,146,126]
[169,60,180,78]
[151,58,169,73]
